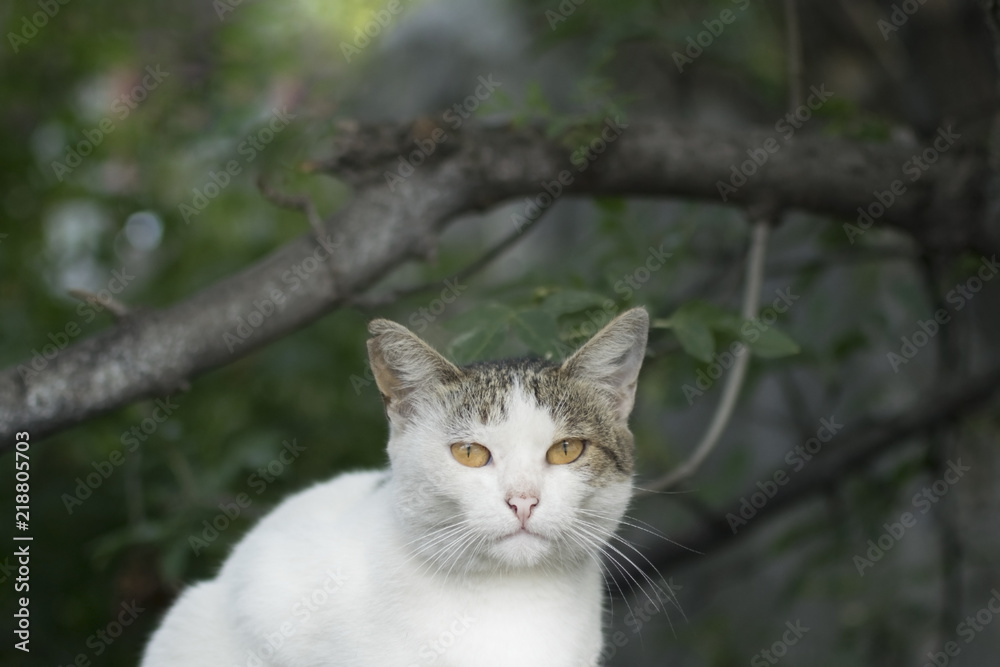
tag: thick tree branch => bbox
[321,118,993,254]
[0,117,993,444]
[0,182,470,444]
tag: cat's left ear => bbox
[561,307,649,423]
[367,319,463,421]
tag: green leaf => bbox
[668,308,716,363]
[745,325,800,358]
[679,300,745,333]
[445,304,512,363]
[540,289,609,317]
[662,300,799,360]
[511,308,561,358]
[441,302,507,332]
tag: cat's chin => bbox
[487,529,554,569]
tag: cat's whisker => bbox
[579,536,640,630]
[628,484,698,496]
[397,524,471,571]
[571,519,670,623]
[577,508,673,543]
[404,524,476,579]
[609,542,683,620]
[577,519,672,589]
[401,514,471,549]
[417,534,464,579]
[581,521,674,591]
[398,516,470,550]
[558,529,628,624]
[429,528,484,581]
[583,549,657,644]
[563,526,630,599]
[441,530,487,583]
[573,519,685,625]
[578,508,702,557]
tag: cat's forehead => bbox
[443,358,553,423]
[439,358,610,435]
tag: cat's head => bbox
[366,307,648,573]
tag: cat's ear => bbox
[367,319,462,419]
[561,307,648,423]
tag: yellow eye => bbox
[450,442,492,467]
[546,438,586,465]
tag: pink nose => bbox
[506,495,539,526]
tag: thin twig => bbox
[257,175,326,239]
[643,1,807,494]
[67,288,129,319]
[257,176,340,290]
[644,218,770,493]
[351,209,551,309]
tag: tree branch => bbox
[622,367,1000,585]
[0,117,992,444]
[350,205,550,309]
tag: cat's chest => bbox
[379,570,605,667]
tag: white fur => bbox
[141,388,632,667]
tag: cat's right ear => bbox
[366,319,462,420]
[560,307,648,424]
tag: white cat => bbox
[141,307,649,667]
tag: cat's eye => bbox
[546,438,586,465]
[450,442,492,467]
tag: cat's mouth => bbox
[502,526,544,541]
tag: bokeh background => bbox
[2,0,999,665]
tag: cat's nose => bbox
[506,494,539,526]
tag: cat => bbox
[141,306,649,667]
